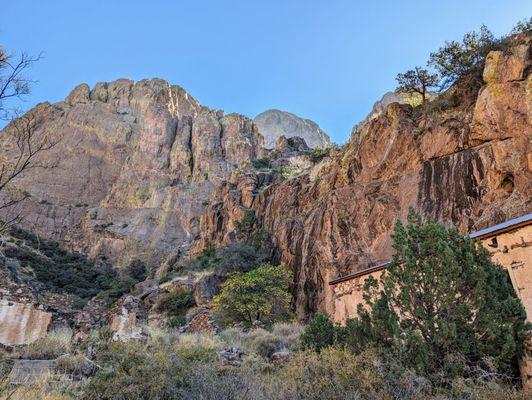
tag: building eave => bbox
[328,213,532,286]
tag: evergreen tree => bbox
[350,209,527,378]
[429,25,496,88]
[301,313,336,353]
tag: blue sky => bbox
[1,1,530,143]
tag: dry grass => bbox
[23,327,72,360]
[2,324,527,400]
[219,322,303,358]
[0,386,73,400]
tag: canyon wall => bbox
[198,39,532,318]
[0,79,263,267]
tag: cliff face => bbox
[254,109,331,149]
[0,79,263,267]
[198,40,532,318]
[0,38,530,325]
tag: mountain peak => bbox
[254,109,331,149]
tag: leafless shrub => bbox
[0,47,59,233]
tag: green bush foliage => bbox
[96,261,151,306]
[167,315,187,328]
[155,289,196,316]
[309,147,331,163]
[235,210,258,243]
[214,263,292,326]
[125,259,148,282]
[235,210,272,252]
[180,243,270,276]
[252,157,273,170]
[96,275,137,306]
[300,313,336,353]
[4,227,117,301]
[343,209,527,381]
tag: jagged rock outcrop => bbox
[255,109,331,149]
[350,91,436,139]
[198,38,532,318]
[109,295,146,341]
[0,78,263,267]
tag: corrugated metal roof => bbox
[329,261,391,285]
[329,213,532,285]
[469,213,532,239]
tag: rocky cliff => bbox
[1,37,530,326]
[198,38,532,318]
[0,79,263,267]
[254,109,331,149]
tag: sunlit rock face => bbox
[0,300,52,345]
[254,109,331,149]
[0,78,263,268]
[198,37,532,319]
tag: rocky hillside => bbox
[254,109,332,149]
[1,35,530,324]
[0,79,264,268]
[198,36,532,318]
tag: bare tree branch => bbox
[0,46,57,234]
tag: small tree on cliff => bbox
[429,25,496,89]
[395,67,439,104]
[214,263,292,326]
[350,209,527,379]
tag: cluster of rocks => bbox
[179,308,219,334]
[218,347,246,366]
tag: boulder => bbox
[218,347,245,366]
[0,300,52,346]
[180,308,219,334]
[194,273,223,305]
[108,295,146,341]
[270,351,290,365]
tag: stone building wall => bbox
[329,217,532,390]
[481,224,532,319]
[330,219,531,323]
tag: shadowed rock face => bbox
[0,78,263,267]
[254,109,331,149]
[198,38,532,319]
